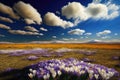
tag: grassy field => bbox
[0,43,120,80]
[0,43,120,49]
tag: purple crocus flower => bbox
[26,58,119,80]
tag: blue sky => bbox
[0,0,120,43]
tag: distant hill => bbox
[0,40,120,44]
[87,40,120,44]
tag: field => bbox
[0,43,120,49]
[0,43,120,80]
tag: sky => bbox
[0,0,120,43]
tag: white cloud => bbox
[0,16,13,23]
[40,27,48,31]
[52,36,57,38]
[24,26,38,32]
[0,3,19,19]
[62,38,78,41]
[13,1,42,25]
[62,2,88,20]
[86,3,108,19]
[70,38,78,40]
[8,30,40,35]
[101,36,110,39]
[44,12,74,29]
[56,11,60,15]
[84,32,92,36]
[68,29,85,35]
[106,3,119,19]
[87,3,119,20]
[96,30,111,36]
[61,2,119,25]
[0,24,11,30]
[93,0,102,3]
[107,3,119,11]
[24,18,35,25]
[39,33,44,36]
[91,39,102,42]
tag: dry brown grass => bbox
[0,43,120,49]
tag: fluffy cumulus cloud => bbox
[0,3,19,19]
[0,24,11,30]
[24,19,36,25]
[44,12,74,29]
[24,26,38,32]
[62,2,88,20]
[96,30,111,36]
[86,3,108,19]
[84,32,92,36]
[62,1,119,24]
[68,29,85,35]
[8,30,40,35]
[0,16,13,23]
[86,3,119,20]
[13,1,42,25]
[106,3,119,19]
[40,27,48,31]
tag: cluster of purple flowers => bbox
[0,48,96,58]
[54,48,96,55]
[0,48,63,57]
[27,58,119,80]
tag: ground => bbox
[0,43,120,80]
